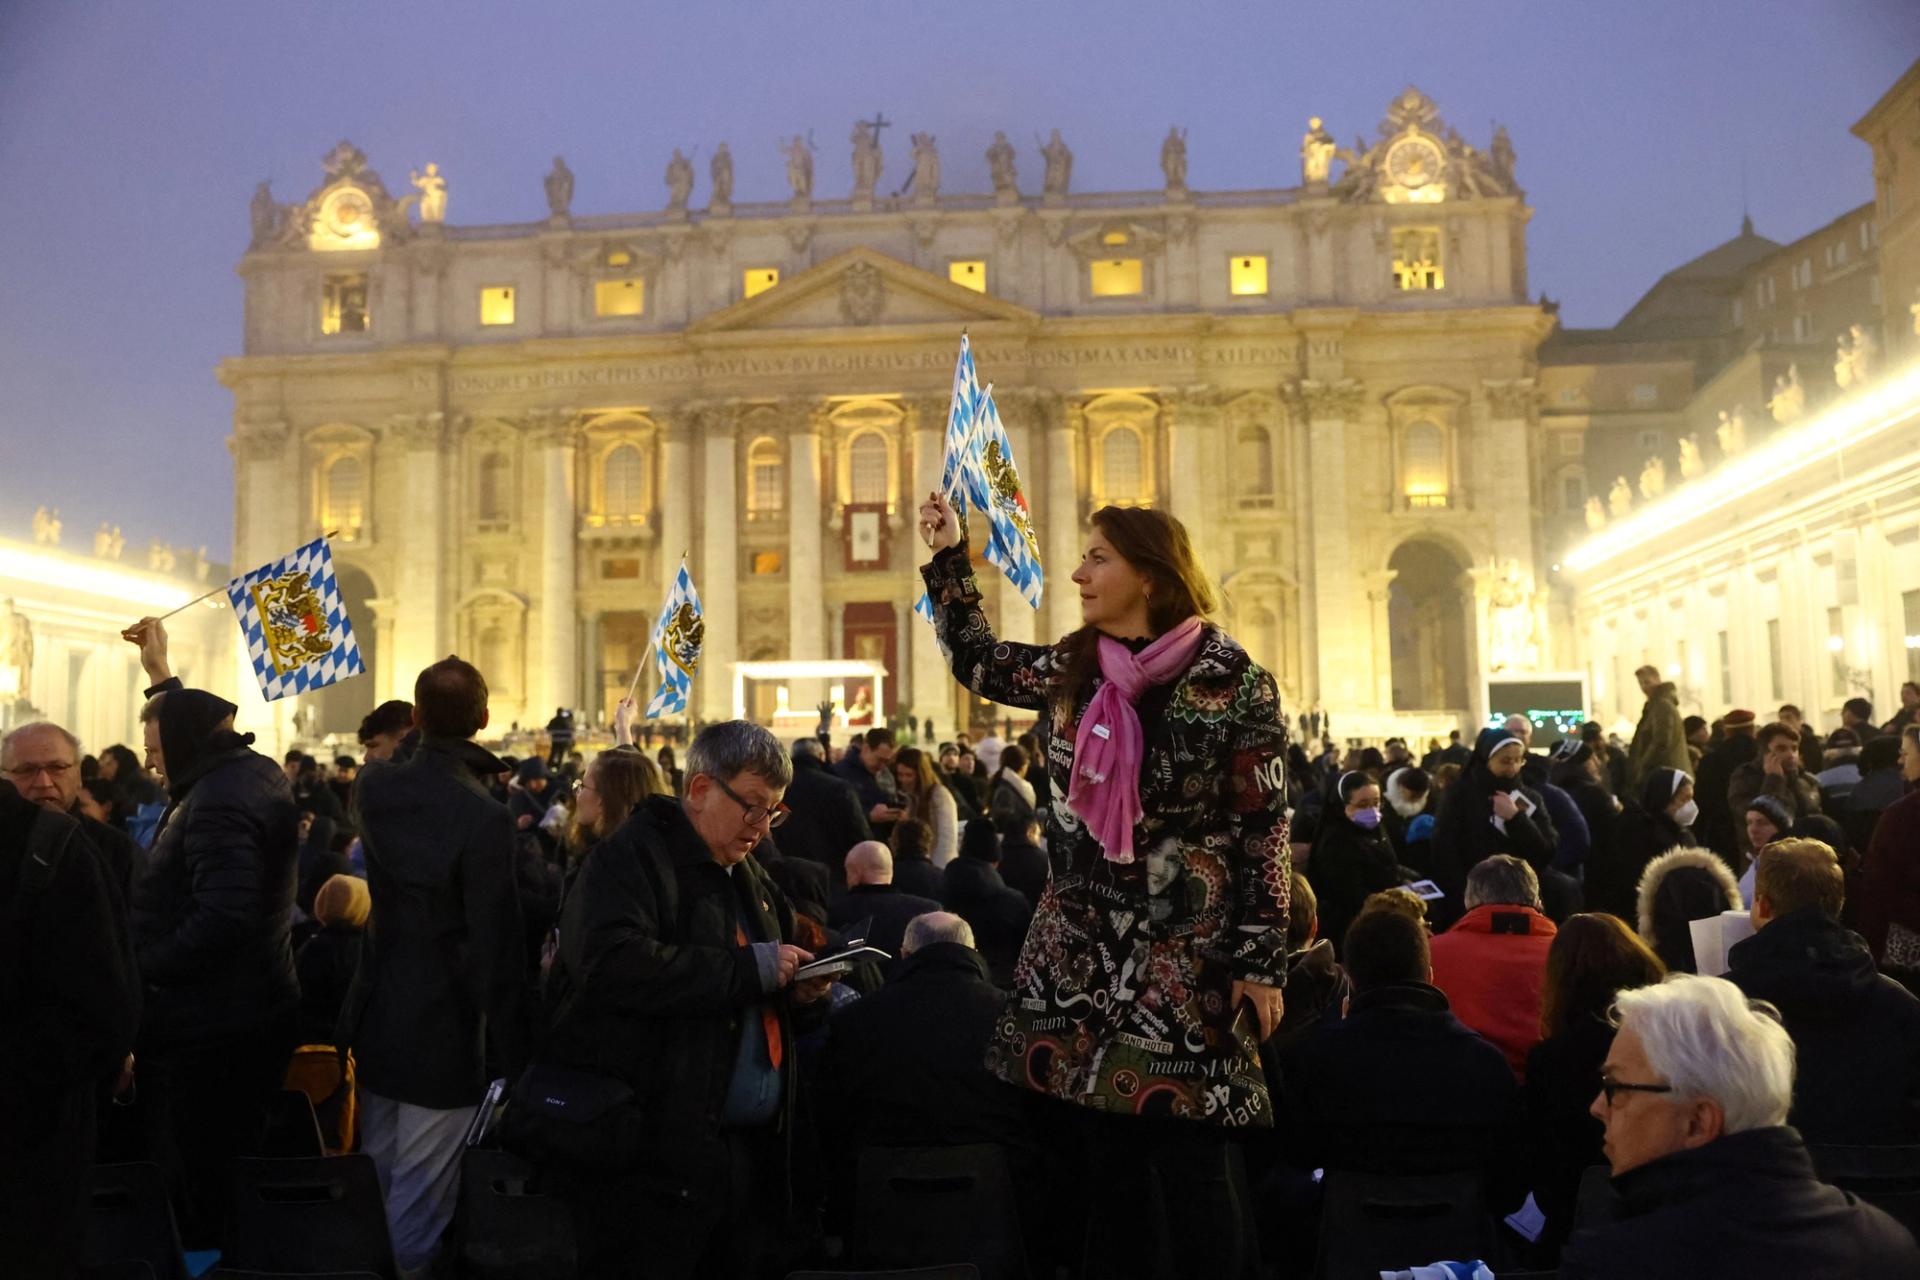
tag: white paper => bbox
[1690,914,1726,976]
[1718,909,1756,957]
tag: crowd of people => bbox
[5,493,1920,1278]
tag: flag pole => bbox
[152,528,340,622]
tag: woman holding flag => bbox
[916,489,1291,1278]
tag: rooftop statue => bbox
[1039,129,1073,198]
[664,148,694,212]
[1301,116,1337,185]
[710,143,734,209]
[1161,126,1188,192]
[987,131,1018,197]
[544,156,574,218]
[410,162,447,223]
[850,120,883,200]
[908,132,940,202]
[781,134,815,201]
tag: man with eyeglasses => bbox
[542,719,831,1280]
[2,722,141,913]
[1561,973,1917,1278]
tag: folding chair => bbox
[262,1089,326,1159]
[81,1161,191,1280]
[1313,1168,1491,1280]
[222,1155,399,1280]
[853,1145,1027,1280]
[453,1146,576,1279]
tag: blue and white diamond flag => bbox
[645,558,704,718]
[226,536,366,702]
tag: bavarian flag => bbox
[645,557,704,718]
[226,536,366,701]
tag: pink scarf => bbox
[1067,616,1206,864]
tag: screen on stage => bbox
[1484,676,1589,747]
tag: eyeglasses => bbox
[4,761,74,782]
[711,775,789,829]
[1598,1073,1674,1108]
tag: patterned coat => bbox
[922,544,1291,1129]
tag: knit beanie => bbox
[313,873,371,929]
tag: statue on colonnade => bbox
[410,163,448,222]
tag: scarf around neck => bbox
[1067,616,1206,863]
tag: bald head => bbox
[844,840,892,887]
[902,911,974,956]
[1,722,83,811]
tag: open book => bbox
[796,945,890,982]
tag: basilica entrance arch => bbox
[1387,537,1472,714]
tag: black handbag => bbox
[496,1061,648,1171]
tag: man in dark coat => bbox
[1561,972,1917,1279]
[0,780,138,1278]
[1278,907,1527,1220]
[834,726,901,826]
[996,814,1050,909]
[342,655,529,1276]
[940,820,1033,987]
[780,738,873,882]
[827,840,942,978]
[1726,839,1920,1145]
[120,616,299,1249]
[1690,710,1757,864]
[543,721,831,1279]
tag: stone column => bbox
[1481,380,1541,574]
[534,412,579,718]
[1166,387,1223,576]
[1364,569,1398,716]
[1046,399,1084,640]
[657,413,693,584]
[786,405,826,707]
[1294,378,1367,713]
[700,407,740,723]
[907,397,955,742]
[392,413,446,694]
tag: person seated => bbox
[1634,847,1742,974]
[1525,914,1667,1263]
[1841,734,1905,855]
[1726,838,1920,1146]
[1278,907,1526,1215]
[1428,854,1558,1079]
[294,873,368,1046]
[1813,727,1864,807]
[942,819,1033,987]
[1559,974,1919,1278]
[885,816,945,903]
[1381,765,1433,867]
[997,815,1049,910]
[1268,871,1350,1062]
[828,841,942,979]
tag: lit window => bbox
[849,433,889,504]
[321,273,369,335]
[1767,618,1784,701]
[479,286,516,327]
[1236,424,1274,505]
[1401,422,1448,506]
[1829,606,1848,696]
[323,455,365,532]
[477,451,509,523]
[1101,427,1144,504]
[603,444,647,522]
[1229,255,1269,297]
[1090,258,1144,297]
[753,549,784,575]
[602,557,640,580]
[606,249,633,268]
[948,259,987,292]
[1101,229,1130,247]
[595,277,645,317]
[744,268,780,299]
[747,439,784,518]
[1391,228,1443,290]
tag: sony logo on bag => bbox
[543,1096,567,1107]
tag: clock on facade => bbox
[1385,137,1446,192]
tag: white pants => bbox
[359,1087,469,1274]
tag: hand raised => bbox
[918,490,961,552]
[120,616,173,685]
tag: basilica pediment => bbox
[686,246,1038,335]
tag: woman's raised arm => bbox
[917,490,1055,712]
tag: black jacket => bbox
[294,924,364,1047]
[827,882,943,978]
[939,858,1032,987]
[544,794,821,1202]
[1305,811,1402,959]
[1430,733,1560,925]
[1525,1013,1615,1261]
[343,736,527,1108]
[1727,907,1920,1145]
[1559,1125,1919,1279]
[891,853,946,904]
[1551,766,1618,874]
[818,941,1035,1155]
[1277,981,1526,1214]
[1693,734,1757,863]
[997,832,1050,909]
[1589,804,1691,922]
[780,754,873,878]
[131,723,299,1050]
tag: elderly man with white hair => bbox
[1560,973,1917,1278]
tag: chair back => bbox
[263,1088,327,1158]
[1313,1168,1490,1280]
[454,1146,576,1279]
[223,1154,399,1280]
[82,1161,191,1280]
[854,1145,1028,1280]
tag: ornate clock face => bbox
[324,189,374,236]
[1385,137,1444,190]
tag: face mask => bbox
[1673,799,1699,828]
[1351,807,1382,830]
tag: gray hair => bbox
[686,720,793,789]
[0,721,81,763]
[791,737,825,761]
[902,911,974,956]
[1464,854,1541,911]
[1613,974,1794,1133]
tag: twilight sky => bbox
[1,1,1914,557]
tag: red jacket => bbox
[1429,903,1556,1080]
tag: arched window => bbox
[1401,421,1448,507]
[1236,424,1275,506]
[1102,427,1144,505]
[603,443,647,522]
[849,432,889,505]
[324,455,364,532]
[748,438,784,518]
[477,451,509,523]
[478,625,509,690]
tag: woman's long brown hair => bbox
[892,746,940,817]
[1538,912,1666,1039]
[1057,505,1217,707]
[570,748,666,851]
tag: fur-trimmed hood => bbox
[1637,846,1743,972]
